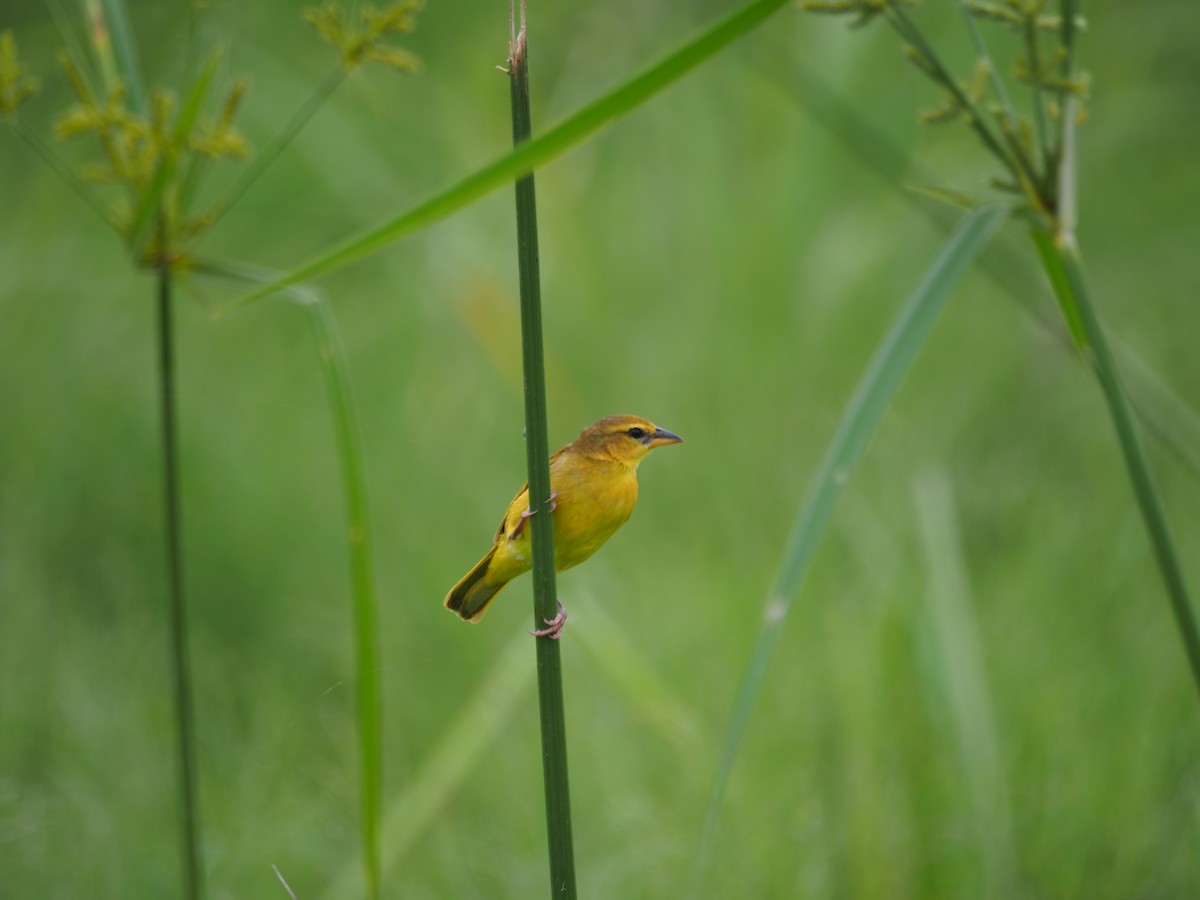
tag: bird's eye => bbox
[626,427,647,440]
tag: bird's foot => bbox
[519,492,559,522]
[530,599,567,640]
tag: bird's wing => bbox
[495,446,569,541]
[496,482,529,541]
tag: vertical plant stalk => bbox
[506,4,578,897]
[1034,0,1200,697]
[156,229,203,900]
[304,297,383,900]
[1032,230,1200,698]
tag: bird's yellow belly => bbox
[549,463,637,571]
[489,458,639,582]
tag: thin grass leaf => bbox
[689,205,1008,897]
[216,0,792,314]
[96,0,145,113]
[1030,227,1086,348]
[305,298,383,900]
[904,182,997,210]
[320,631,535,900]
[126,50,220,260]
[189,258,382,899]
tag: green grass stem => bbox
[216,0,791,314]
[156,229,203,900]
[1031,229,1200,699]
[690,205,1007,897]
[506,10,576,896]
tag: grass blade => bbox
[189,258,382,899]
[1030,227,1086,349]
[304,298,383,900]
[216,0,792,314]
[690,205,1008,895]
[506,10,576,897]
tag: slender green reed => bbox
[1032,230,1200,698]
[691,205,1006,896]
[305,298,383,900]
[505,5,577,895]
[156,226,203,900]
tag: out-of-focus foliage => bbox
[1,0,1198,897]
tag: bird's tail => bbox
[444,546,507,622]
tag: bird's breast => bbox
[549,457,639,571]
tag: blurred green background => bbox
[2,0,1199,897]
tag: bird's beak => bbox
[648,427,683,448]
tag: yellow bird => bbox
[444,414,682,635]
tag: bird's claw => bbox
[530,600,567,640]
[520,492,558,521]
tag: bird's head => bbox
[574,414,683,466]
